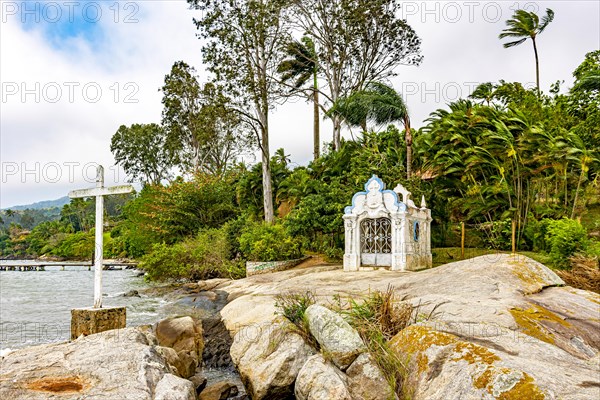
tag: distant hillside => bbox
[6,196,70,211]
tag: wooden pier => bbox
[0,261,138,272]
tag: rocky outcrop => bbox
[216,254,600,400]
[199,381,239,400]
[305,304,366,370]
[346,353,397,400]
[154,373,196,400]
[230,319,315,399]
[0,327,195,400]
[155,316,203,378]
[295,354,352,400]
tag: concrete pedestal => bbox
[71,307,126,340]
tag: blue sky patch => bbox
[9,1,110,48]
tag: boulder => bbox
[346,353,397,400]
[230,319,315,399]
[294,354,352,400]
[305,304,366,370]
[390,325,599,400]
[0,328,190,399]
[155,346,186,377]
[217,254,600,400]
[154,373,196,400]
[199,381,238,400]
[190,372,208,394]
[155,316,204,378]
[122,289,141,297]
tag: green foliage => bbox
[281,127,429,257]
[161,62,253,174]
[236,150,293,220]
[26,220,74,255]
[239,221,303,262]
[51,231,95,259]
[111,123,178,184]
[336,287,418,399]
[544,218,589,268]
[120,173,240,256]
[480,220,513,250]
[274,291,319,349]
[140,228,244,282]
[329,81,409,132]
[0,207,62,231]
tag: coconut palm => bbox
[499,8,554,95]
[328,82,413,178]
[277,36,321,159]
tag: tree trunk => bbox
[571,161,586,219]
[261,122,274,223]
[532,37,540,96]
[333,116,342,151]
[313,78,320,160]
[404,115,412,179]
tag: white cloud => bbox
[1,0,599,208]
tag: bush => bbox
[140,228,245,282]
[524,218,551,253]
[239,221,303,261]
[545,218,589,268]
[479,219,512,250]
[51,231,95,259]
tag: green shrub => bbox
[545,218,589,268]
[524,218,551,253]
[239,222,303,261]
[480,219,512,250]
[140,228,245,282]
[51,231,95,259]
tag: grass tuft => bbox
[334,285,426,400]
[274,291,319,349]
[556,255,600,294]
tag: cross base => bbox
[70,307,126,340]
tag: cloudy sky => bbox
[1,0,598,208]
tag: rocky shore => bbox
[1,254,599,399]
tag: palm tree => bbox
[328,82,413,178]
[277,36,321,159]
[469,82,496,106]
[499,8,554,95]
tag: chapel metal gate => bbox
[360,217,392,266]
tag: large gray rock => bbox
[390,325,599,400]
[155,316,203,378]
[294,354,352,400]
[219,254,599,400]
[346,353,397,400]
[154,373,196,400]
[0,328,192,399]
[230,319,315,400]
[305,304,366,370]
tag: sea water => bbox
[0,262,166,354]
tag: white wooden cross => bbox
[69,165,134,308]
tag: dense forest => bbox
[1,3,598,286]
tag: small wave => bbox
[0,348,13,357]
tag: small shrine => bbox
[343,175,432,272]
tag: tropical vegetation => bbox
[1,6,598,288]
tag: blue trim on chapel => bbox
[344,175,405,214]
